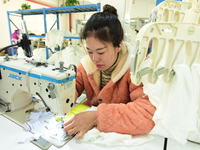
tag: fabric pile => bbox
[45,29,73,50]
[48,45,87,67]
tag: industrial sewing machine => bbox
[0,56,76,148]
[0,20,76,116]
[0,57,76,116]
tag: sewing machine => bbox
[0,56,76,116]
[0,19,76,115]
[0,56,77,148]
[0,19,78,149]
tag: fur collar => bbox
[81,42,134,83]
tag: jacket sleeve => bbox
[75,64,85,100]
[96,83,156,135]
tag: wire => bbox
[0,43,18,53]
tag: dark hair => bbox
[80,4,124,47]
[103,4,118,17]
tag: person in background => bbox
[64,4,156,140]
[11,29,20,43]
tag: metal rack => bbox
[7,3,101,58]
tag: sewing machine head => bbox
[0,58,76,116]
[0,60,75,115]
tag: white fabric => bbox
[187,63,200,143]
[22,119,41,131]
[17,47,50,62]
[34,101,45,110]
[33,48,50,62]
[48,45,87,67]
[17,47,26,58]
[22,104,50,131]
[45,29,73,50]
[80,127,154,146]
[18,133,41,144]
[143,64,198,144]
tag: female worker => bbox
[64,4,156,140]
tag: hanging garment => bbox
[143,64,198,144]
[187,63,200,143]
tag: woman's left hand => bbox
[63,111,97,140]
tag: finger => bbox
[67,128,78,136]
[63,123,75,132]
[63,117,73,126]
[75,130,86,140]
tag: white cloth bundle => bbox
[45,29,73,50]
[80,127,154,146]
[48,45,87,67]
[33,48,50,62]
[143,64,198,144]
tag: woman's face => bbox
[86,36,121,71]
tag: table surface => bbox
[0,113,200,150]
[0,86,198,150]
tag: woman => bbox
[64,4,156,140]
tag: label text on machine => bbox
[8,73,22,81]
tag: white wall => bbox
[131,0,156,19]
[100,0,126,26]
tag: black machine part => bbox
[0,33,32,58]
